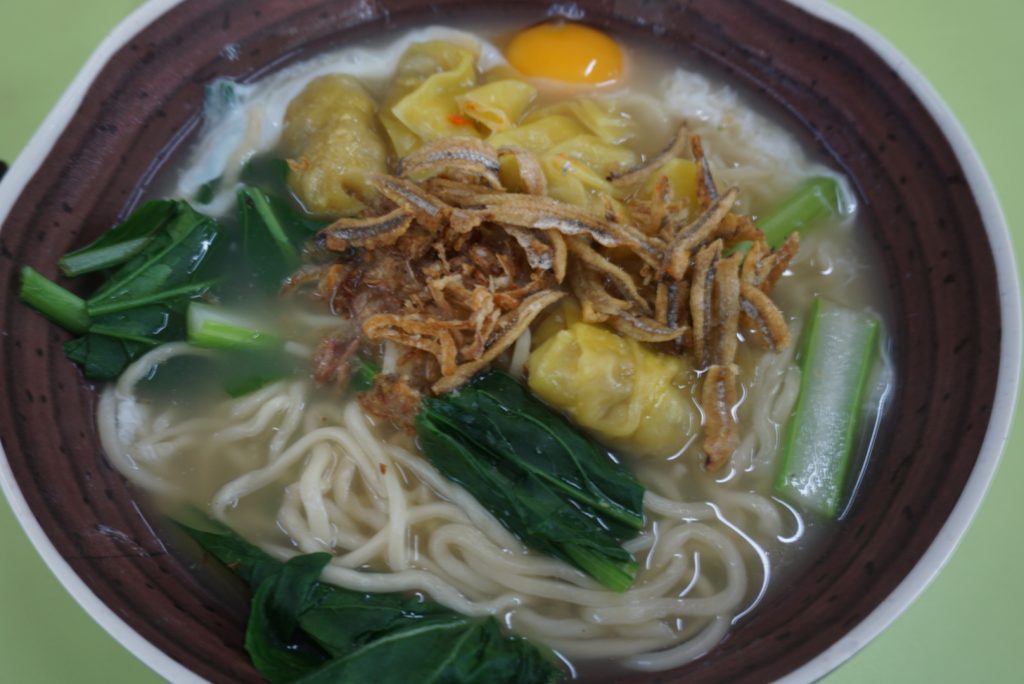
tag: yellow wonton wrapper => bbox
[527,320,699,458]
[640,158,700,210]
[383,41,480,156]
[282,74,387,217]
[456,80,537,132]
[487,114,584,154]
[526,99,635,144]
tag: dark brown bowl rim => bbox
[0,0,1018,682]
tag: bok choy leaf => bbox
[417,370,645,591]
[182,525,564,684]
[20,200,224,380]
[58,199,178,277]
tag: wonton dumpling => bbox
[383,41,480,155]
[282,74,387,216]
[527,321,699,457]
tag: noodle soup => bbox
[28,19,892,682]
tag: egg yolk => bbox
[506,23,624,86]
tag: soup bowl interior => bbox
[0,0,1007,682]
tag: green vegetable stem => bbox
[757,176,843,247]
[18,266,91,334]
[775,296,880,517]
[187,302,281,351]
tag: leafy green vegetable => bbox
[350,358,380,392]
[89,305,185,346]
[196,177,222,205]
[417,370,644,592]
[59,200,178,277]
[221,350,300,398]
[182,525,564,684]
[86,279,219,317]
[775,296,880,517]
[241,157,292,191]
[20,200,226,380]
[87,203,221,312]
[64,334,151,381]
[240,187,300,264]
[204,78,243,120]
[236,187,325,294]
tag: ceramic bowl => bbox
[0,0,1018,682]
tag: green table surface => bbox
[1,1,1021,682]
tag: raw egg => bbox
[506,22,624,86]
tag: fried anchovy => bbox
[713,250,743,366]
[475,194,662,267]
[371,175,452,230]
[400,136,503,188]
[319,208,415,251]
[690,239,723,368]
[566,237,650,312]
[502,225,555,272]
[702,364,739,471]
[739,284,791,351]
[609,312,688,343]
[569,265,631,320]
[608,124,689,188]
[665,186,738,280]
[691,135,719,206]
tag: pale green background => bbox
[0,1,1020,682]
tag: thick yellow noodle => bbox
[97,338,799,672]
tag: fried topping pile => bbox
[291,132,797,471]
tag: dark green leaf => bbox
[221,349,300,397]
[179,525,282,587]
[241,157,291,192]
[87,204,220,309]
[64,334,150,380]
[59,200,178,276]
[88,305,184,345]
[196,177,222,205]
[86,279,218,317]
[295,618,561,684]
[417,417,637,592]
[180,525,565,684]
[298,589,456,658]
[246,554,334,684]
[238,189,299,293]
[350,358,380,393]
[434,371,644,533]
[417,370,643,591]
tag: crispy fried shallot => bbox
[358,373,422,431]
[312,335,361,388]
[295,133,798,472]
